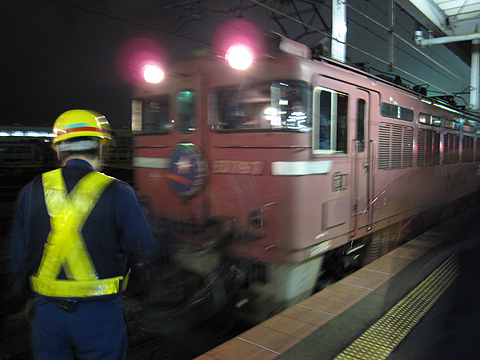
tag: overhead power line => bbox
[44,0,211,46]
[250,0,472,107]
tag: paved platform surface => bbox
[196,204,480,360]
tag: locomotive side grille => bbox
[433,132,441,165]
[391,125,403,169]
[378,123,413,170]
[418,129,426,166]
[444,133,460,164]
[462,135,474,162]
[476,136,480,161]
[378,125,391,169]
[418,129,440,167]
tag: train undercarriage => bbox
[126,192,480,334]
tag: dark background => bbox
[1,0,281,130]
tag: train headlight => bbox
[116,37,167,85]
[225,45,253,70]
[143,64,164,84]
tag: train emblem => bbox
[164,143,208,198]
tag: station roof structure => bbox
[396,0,480,64]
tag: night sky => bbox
[1,0,278,130]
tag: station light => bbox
[143,64,164,83]
[225,45,253,70]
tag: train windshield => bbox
[132,95,171,134]
[210,80,310,131]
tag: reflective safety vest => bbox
[30,168,129,298]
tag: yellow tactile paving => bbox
[333,253,459,360]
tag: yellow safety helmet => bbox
[52,109,109,149]
[99,118,115,146]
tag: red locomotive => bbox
[129,32,480,326]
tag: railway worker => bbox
[9,109,157,360]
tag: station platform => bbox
[194,204,480,360]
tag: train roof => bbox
[138,31,480,123]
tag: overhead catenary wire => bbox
[250,0,473,108]
[44,0,473,109]
[345,2,469,87]
[44,0,212,46]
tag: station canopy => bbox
[397,0,480,64]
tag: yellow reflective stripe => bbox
[33,169,118,297]
[30,273,129,298]
[40,169,97,281]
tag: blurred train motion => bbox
[128,31,480,329]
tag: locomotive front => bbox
[127,26,480,330]
[130,34,338,324]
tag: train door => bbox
[351,90,371,236]
[312,75,371,239]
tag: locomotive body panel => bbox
[130,32,480,323]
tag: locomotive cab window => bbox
[177,90,197,133]
[132,95,172,134]
[210,80,310,131]
[313,88,348,154]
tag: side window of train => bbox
[357,99,366,152]
[132,95,171,134]
[177,90,197,133]
[313,88,348,154]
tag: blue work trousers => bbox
[32,296,127,360]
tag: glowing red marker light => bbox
[143,64,164,83]
[225,45,253,70]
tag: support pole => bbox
[331,0,347,63]
[471,25,480,110]
[388,0,394,72]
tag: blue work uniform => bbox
[10,159,157,360]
